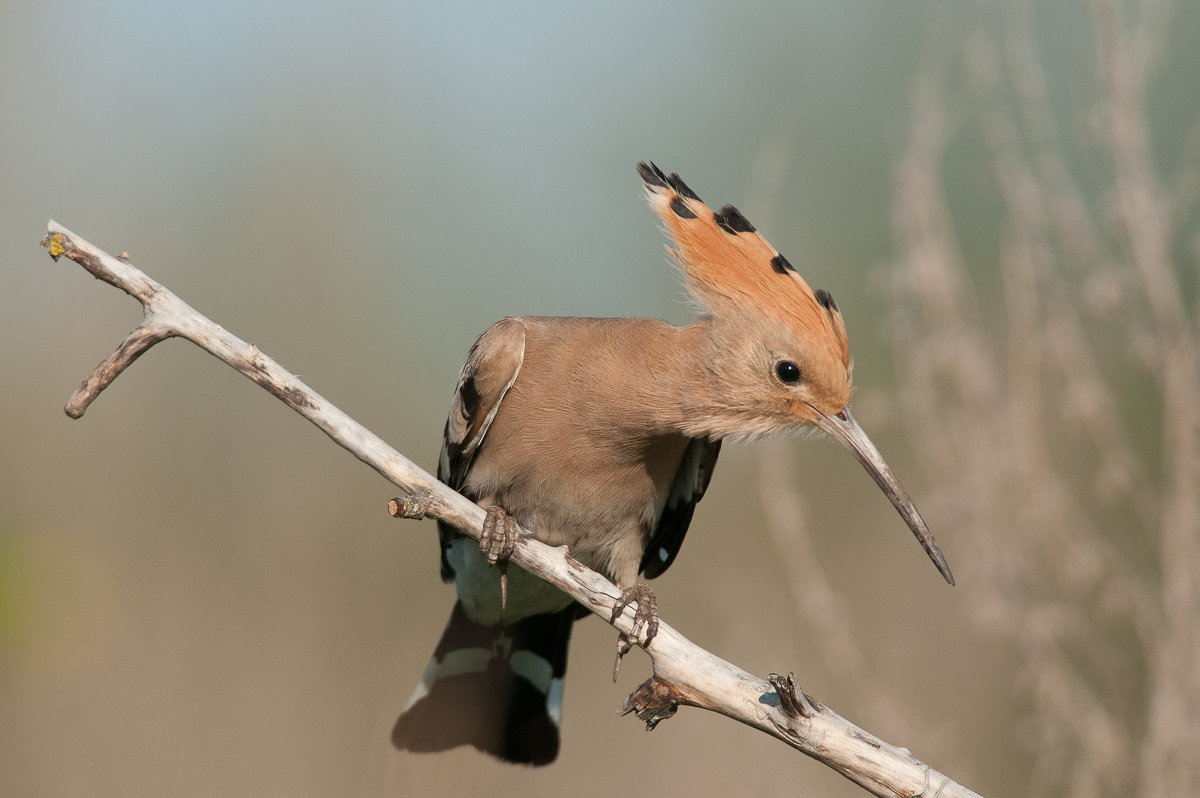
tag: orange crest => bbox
[638,162,850,370]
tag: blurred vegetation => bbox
[882,2,1200,794]
[2,1,1195,796]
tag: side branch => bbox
[66,322,173,418]
[41,221,980,798]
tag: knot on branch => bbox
[767,671,819,719]
[618,674,685,730]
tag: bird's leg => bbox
[610,584,659,681]
[480,505,518,609]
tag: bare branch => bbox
[41,220,981,798]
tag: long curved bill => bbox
[812,407,955,586]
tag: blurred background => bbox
[2,1,1197,796]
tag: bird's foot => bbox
[481,505,518,609]
[610,584,659,681]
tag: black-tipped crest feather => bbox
[669,196,697,219]
[770,254,796,274]
[714,205,756,235]
[637,161,669,188]
[666,172,701,201]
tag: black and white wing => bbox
[436,317,526,582]
[640,438,721,579]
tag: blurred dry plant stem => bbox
[40,221,980,797]
[877,0,1198,795]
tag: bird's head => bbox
[639,161,954,585]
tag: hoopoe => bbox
[392,163,954,765]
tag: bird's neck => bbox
[623,316,747,441]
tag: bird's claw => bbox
[610,584,659,681]
[481,506,518,609]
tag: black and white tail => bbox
[392,602,576,766]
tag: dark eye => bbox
[775,360,802,384]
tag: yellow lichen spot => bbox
[46,233,66,260]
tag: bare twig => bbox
[41,220,980,797]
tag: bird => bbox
[391,162,954,765]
